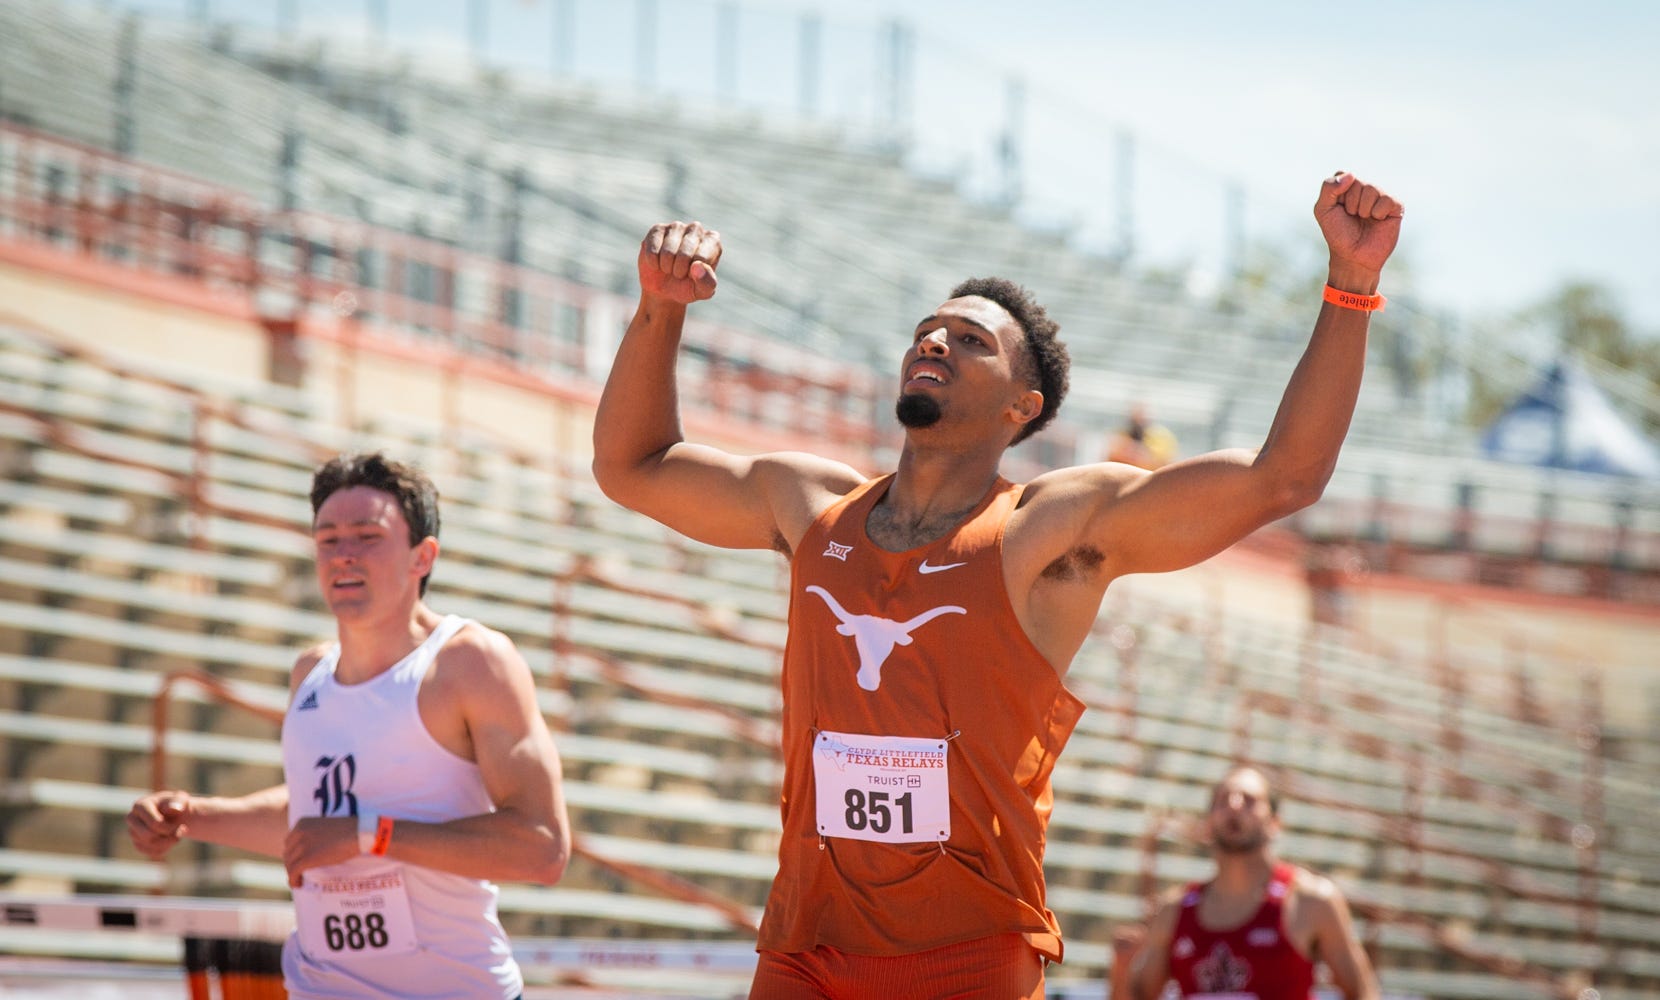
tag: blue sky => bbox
[850,1,1660,329]
[112,0,1660,330]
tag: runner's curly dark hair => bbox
[950,277,1069,444]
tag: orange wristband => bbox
[1324,284,1385,312]
[371,815,394,856]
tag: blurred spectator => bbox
[1106,403,1180,469]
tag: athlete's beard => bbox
[896,393,942,429]
[1211,826,1269,856]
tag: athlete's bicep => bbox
[1313,888,1380,1000]
[1081,448,1293,577]
[462,636,566,825]
[597,443,861,552]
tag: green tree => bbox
[1530,283,1660,436]
[1467,282,1660,437]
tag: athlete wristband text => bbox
[371,815,395,856]
[1323,284,1385,312]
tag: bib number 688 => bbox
[323,912,390,952]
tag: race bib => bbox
[294,866,419,960]
[813,730,950,844]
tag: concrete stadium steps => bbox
[3,312,1660,983]
[2,25,1659,977]
[9,0,1656,586]
[1110,607,1660,871]
[269,42,1197,366]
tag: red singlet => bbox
[1167,863,1316,1000]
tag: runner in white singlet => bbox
[128,452,570,1000]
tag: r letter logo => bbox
[312,754,358,818]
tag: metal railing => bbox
[0,121,887,461]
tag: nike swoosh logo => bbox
[918,560,966,575]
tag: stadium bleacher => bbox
[3,1,1660,996]
[5,317,1660,997]
[9,0,1657,544]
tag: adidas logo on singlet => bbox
[296,691,320,711]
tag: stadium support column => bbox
[798,13,821,118]
[367,0,389,49]
[998,76,1025,209]
[1114,128,1135,264]
[716,2,738,106]
[113,14,139,157]
[552,0,575,77]
[469,0,488,67]
[877,18,915,147]
[279,127,301,213]
[500,166,527,335]
[583,297,619,382]
[636,0,659,93]
[1225,180,1245,289]
[1576,666,1604,945]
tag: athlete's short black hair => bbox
[310,452,440,595]
[949,276,1069,444]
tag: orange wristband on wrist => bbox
[371,815,395,856]
[1324,284,1385,312]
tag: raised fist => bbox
[1313,172,1403,275]
[638,220,722,305]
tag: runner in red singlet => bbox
[1117,767,1379,1000]
[594,174,1402,999]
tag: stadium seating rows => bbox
[4,321,1660,997]
[2,3,1658,994]
[7,0,1659,553]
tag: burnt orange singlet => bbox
[755,475,1086,961]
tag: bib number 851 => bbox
[323,912,390,952]
[843,788,914,835]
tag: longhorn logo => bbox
[805,585,966,691]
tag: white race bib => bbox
[295,865,419,960]
[813,730,950,844]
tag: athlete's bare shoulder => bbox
[1291,865,1339,902]
[1288,865,1348,934]
[435,621,527,679]
[754,450,863,490]
[1008,461,1143,556]
[1017,460,1143,509]
[288,641,332,692]
[751,449,869,553]
[1001,462,1143,601]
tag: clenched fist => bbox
[127,790,191,860]
[1314,172,1403,278]
[284,816,360,887]
[638,221,722,305]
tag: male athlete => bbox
[1116,766,1380,999]
[592,172,1401,999]
[127,452,570,1000]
